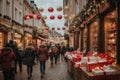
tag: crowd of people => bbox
[0,40,74,80]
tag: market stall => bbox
[65,51,120,80]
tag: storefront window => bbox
[83,28,87,50]
[0,32,3,50]
[90,20,99,52]
[104,10,117,58]
[25,33,32,48]
[13,33,22,49]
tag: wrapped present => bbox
[92,68,104,75]
[87,62,97,72]
[81,56,100,64]
[81,57,88,64]
[102,65,117,75]
[72,57,81,63]
[98,59,108,67]
[74,62,81,68]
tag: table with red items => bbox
[80,67,120,80]
[67,59,120,80]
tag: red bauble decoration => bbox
[48,7,54,12]
[23,15,27,20]
[29,14,33,19]
[50,15,55,20]
[37,15,41,19]
[52,27,55,31]
[62,27,65,30]
[23,15,29,20]
[57,15,62,19]
[57,27,60,30]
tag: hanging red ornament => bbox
[61,35,63,37]
[57,6,62,11]
[57,27,60,30]
[52,27,55,31]
[23,15,29,20]
[39,8,44,12]
[48,7,54,12]
[29,14,33,19]
[57,15,62,19]
[23,15,27,20]
[50,15,55,20]
[62,27,66,30]
[37,15,41,19]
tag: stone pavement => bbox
[0,58,72,80]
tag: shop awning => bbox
[37,36,46,41]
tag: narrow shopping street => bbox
[0,58,71,80]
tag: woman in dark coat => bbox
[23,43,35,79]
[0,47,15,80]
[38,43,49,78]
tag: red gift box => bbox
[87,62,97,72]
[72,57,81,63]
[98,61,108,67]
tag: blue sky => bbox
[34,0,65,35]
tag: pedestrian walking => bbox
[33,44,39,64]
[0,47,16,80]
[38,43,49,78]
[6,40,19,73]
[56,44,61,60]
[61,44,66,60]
[49,45,54,64]
[53,45,58,64]
[23,43,35,79]
[18,47,24,72]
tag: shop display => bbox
[0,32,3,50]
[106,22,116,58]
[90,21,98,52]
[66,50,119,80]
[13,33,22,48]
[83,28,87,49]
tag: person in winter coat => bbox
[38,43,49,78]
[23,43,35,79]
[49,45,54,64]
[18,48,24,72]
[0,47,16,80]
[53,45,58,64]
[6,40,19,73]
[56,44,61,60]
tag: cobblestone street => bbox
[0,58,71,80]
